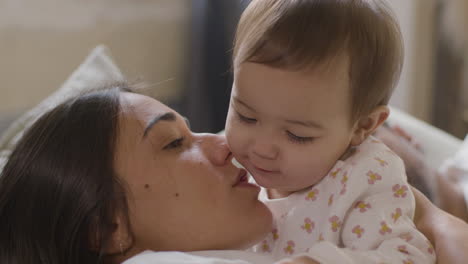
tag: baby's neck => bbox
[265,148,357,199]
[267,188,296,199]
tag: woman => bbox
[0,84,466,264]
[0,85,272,264]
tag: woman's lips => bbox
[232,169,247,186]
[233,169,259,189]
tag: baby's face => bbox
[225,60,358,197]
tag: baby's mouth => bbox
[254,165,276,173]
[250,162,280,174]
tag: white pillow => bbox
[386,107,463,170]
[0,45,124,171]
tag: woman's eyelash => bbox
[237,112,257,124]
[286,131,313,144]
[163,137,185,150]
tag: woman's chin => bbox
[242,204,273,249]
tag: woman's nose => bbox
[197,133,232,166]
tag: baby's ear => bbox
[350,106,389,146]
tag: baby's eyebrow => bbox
[285,119,323,129]
[233,97,256,113]
[143,112,176,138]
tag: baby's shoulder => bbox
[341,136,406,185]
[348,136,401,164]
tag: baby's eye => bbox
[163,137,185,150]
[237,112,257,124]
[286,131,314,144]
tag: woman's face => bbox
[115,92,272,253]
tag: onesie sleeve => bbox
[307,149,436,264]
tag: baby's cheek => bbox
[227,142,249,171]
[225,127,244,151]
[224,118,235,142]
[285,156,322,181]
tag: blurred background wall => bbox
[387,0,436,122]
[0,0,467,138]
[0,0,190,124]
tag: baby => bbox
[224,0,436,263]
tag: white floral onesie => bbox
[252,136,436,264]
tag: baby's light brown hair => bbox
[233,0,404,122]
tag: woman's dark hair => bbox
[0,87,129,263]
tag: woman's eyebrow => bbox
[143,112,176,138]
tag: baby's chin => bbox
[253,177,315,198]
[230,157,302,194]
[247,171,289,191]
[247,177,297,198]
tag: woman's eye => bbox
[286,131,314,144]
[163,137,185,150]
[237,112,257,124]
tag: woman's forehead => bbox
[120,92,173,124]
[115,93,174,175]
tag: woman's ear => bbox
[105,214,133,255]
[350,106,389,146]
[89,212,133,256]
